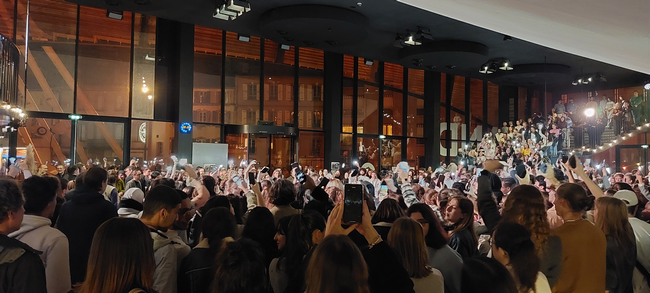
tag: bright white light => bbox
[142,84,149,93]
[629,133,633,137]
[353,161,359,166]
[584,108,595,117]
[379,135,386,139]
[147,95,153,100]
[606,167,611,173]
[596,164,601,169]
[645,83,650,90]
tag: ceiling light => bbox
[219,4,241,17]
[280,44,291,50]
[106,10,123,20]
[225,0,251,12]
[404,33,421,46]
[238,34,250,42]
[364,58,374,66]
[644,82,650,90]
[499,60,513,71]
[412,59,424,67]
[584,108,595,117]
[479,63,490,74]
[213,8,231,20]
[572,78,579,86]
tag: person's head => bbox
[151,178,176,189]
[268,179,296,206]
[438,188,463,211]
[141,185,182,230]
[555,183,594,217]
[305,235,370,293]
[242,207,277,257]
[202,207,237,256]
[67,165,79,176]
[595,197,634,247]
[173,190,193,231]
[274,215,294,251]
[56,164,65,175]
[133,170,142,181]
[387,217,432,279]
[37,164,48,175]
[79,218,155,293]
[633,90,639,97]
[491,222,540,293]
[118,170,126,181]
[371,198,404,224]
[461,257,518,293]
[21,176,59,218]
[446,195,477,244]
[212,238,268,293]
[614,173,625,183]
[202,176,217,197]
[406,203,448,249]
[84,167,109,193]
[624,173,635,185]
[501,185,551,255]
[0,179,25,235]
[281,211,326,277]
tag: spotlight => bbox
[479,63,490,74]
[572,77,579,86]
[498,60,513,71]
[219,4,241,18]
[644,82,650,90]
[642,145,649,149]
[404,31,421,46]
[582,78,589,85]
[412,59,424,67]
[280,44,291,50]
[364,58,374,66]
[238,34,250,42]
[106,10,123,20]
[584,108,595,117]
[213,8,231,20]
[225,0,251,13]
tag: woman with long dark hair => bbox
[445,195,478,259]
[461,257,518,293]
[269,211,326,293]
[408,203,463,293]
[178,207,237,293]
[78,218,155,293]
[211,238,268,293]
[492,222,552,293]
[388,217,444,293]
[242,207,279,267]
[552,183,606,293]
[595,196,636,293]
[371,198,405,240]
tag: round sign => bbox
[180,122,192,134]
[138,123,146,143]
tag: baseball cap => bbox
[613,190,638,207]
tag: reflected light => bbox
[142,84,149,93]
[147,95,153,100]
[584,108,595,117]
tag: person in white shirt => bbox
[614,190,650,292]
[9,176,71,293]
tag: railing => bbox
[0,33,20,106]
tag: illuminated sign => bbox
[180,122,192,134]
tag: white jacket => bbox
[8,214,71,293]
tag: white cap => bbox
[613,190,638,207]
[122,188,145,204]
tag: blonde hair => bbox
[387,217,432,278]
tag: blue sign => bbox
[180,122,192,133]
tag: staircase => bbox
[568,125,618,151]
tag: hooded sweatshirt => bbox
[9,214,71,293]
[151,229,179,293]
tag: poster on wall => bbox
[330,162,340,172]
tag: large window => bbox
[298,132,324,169]
[264,40,294,126]
[76,120,124,164]
[130,120,175,162]
[193,124,221,143]
[77,7,132,117]
[19,0,77,114]
[193,27,222,124]
[131,14,156,119]
[17,118,72,165]
[298,47,324,130]
[358,83,379,134]
[224,32,260,125]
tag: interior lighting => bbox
[404,34,421,46]
[584,108,595,117]
[498,60,513,71]
[642,145,649,149]
[364,58,374,66]
[237,34,250,42]
[106,11,123,20]
[645,82,650,90]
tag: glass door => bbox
[271,135,293,178]
[249,134,270,168]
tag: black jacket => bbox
[362,241,415,293]
[57,186,117,285]
[0,234,47,293]
[178,248,213,293]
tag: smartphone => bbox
[291,162,306,184]
[232,176,243,188]
[379,184,388,201]
[343,184,364,224]
[261,166,270,174]
[248,172,256,186]
[561,155,569,164]
[569,155,577,169]
[318,177,330,189]
[350,168,359,177]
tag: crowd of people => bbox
[1,147,650,293]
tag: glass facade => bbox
[5,0,513,170]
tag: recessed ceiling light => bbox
[446,65,456,69]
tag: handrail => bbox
[0,33,21,106]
